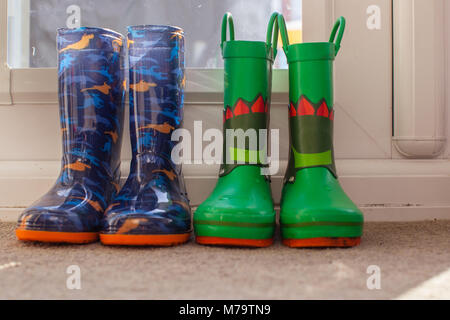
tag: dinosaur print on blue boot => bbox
[16,27,125,243]
[100,25,191,246]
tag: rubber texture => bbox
[194,166,276,247]
[281,168,364,244]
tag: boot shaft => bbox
[57,27,125,179]
[127,25,185,160]
[278,16,345,181]
[220,13,278,176]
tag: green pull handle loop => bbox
[278,14,346,57]
[221,12,235,53]
[266,12,279,59]
[277,14,290,55]
[329,16,345,55]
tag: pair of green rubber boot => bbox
[194,13,363,248]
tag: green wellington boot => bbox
[278,15,363,248]
[194,12,279,247]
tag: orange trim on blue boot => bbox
[100,233,190,246]
[16,229,99,244]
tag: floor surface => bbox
[0,221,449,299]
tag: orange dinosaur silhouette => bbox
[59,34,94,53]
[129,80,157,92]
[138,122,175,134]
[127,39,135,48]
[105,131,118,143]
[19,214,32,229]
[81,82,111,95]
[117,218,147,234]
[73,197,103,212]
[63,160,91,172]
[152,169,176,181]
[170,32,183,40]
[104,202,120,214]
[173,200,190,212]
[112,39,123,53]
[111,181,120,193]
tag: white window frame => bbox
[0,0,11,105]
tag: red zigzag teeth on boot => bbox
[223,94,268,122]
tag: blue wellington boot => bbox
[100,25,191,246]
[16,27,125,244]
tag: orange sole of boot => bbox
[16,229,99,244]
[283,237,361,248]
[100,233,190,246]
[196,236,273,248]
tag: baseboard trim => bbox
[1,159,450,222]
[2,206,449,223]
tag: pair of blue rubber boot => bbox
[16,26,191,246]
